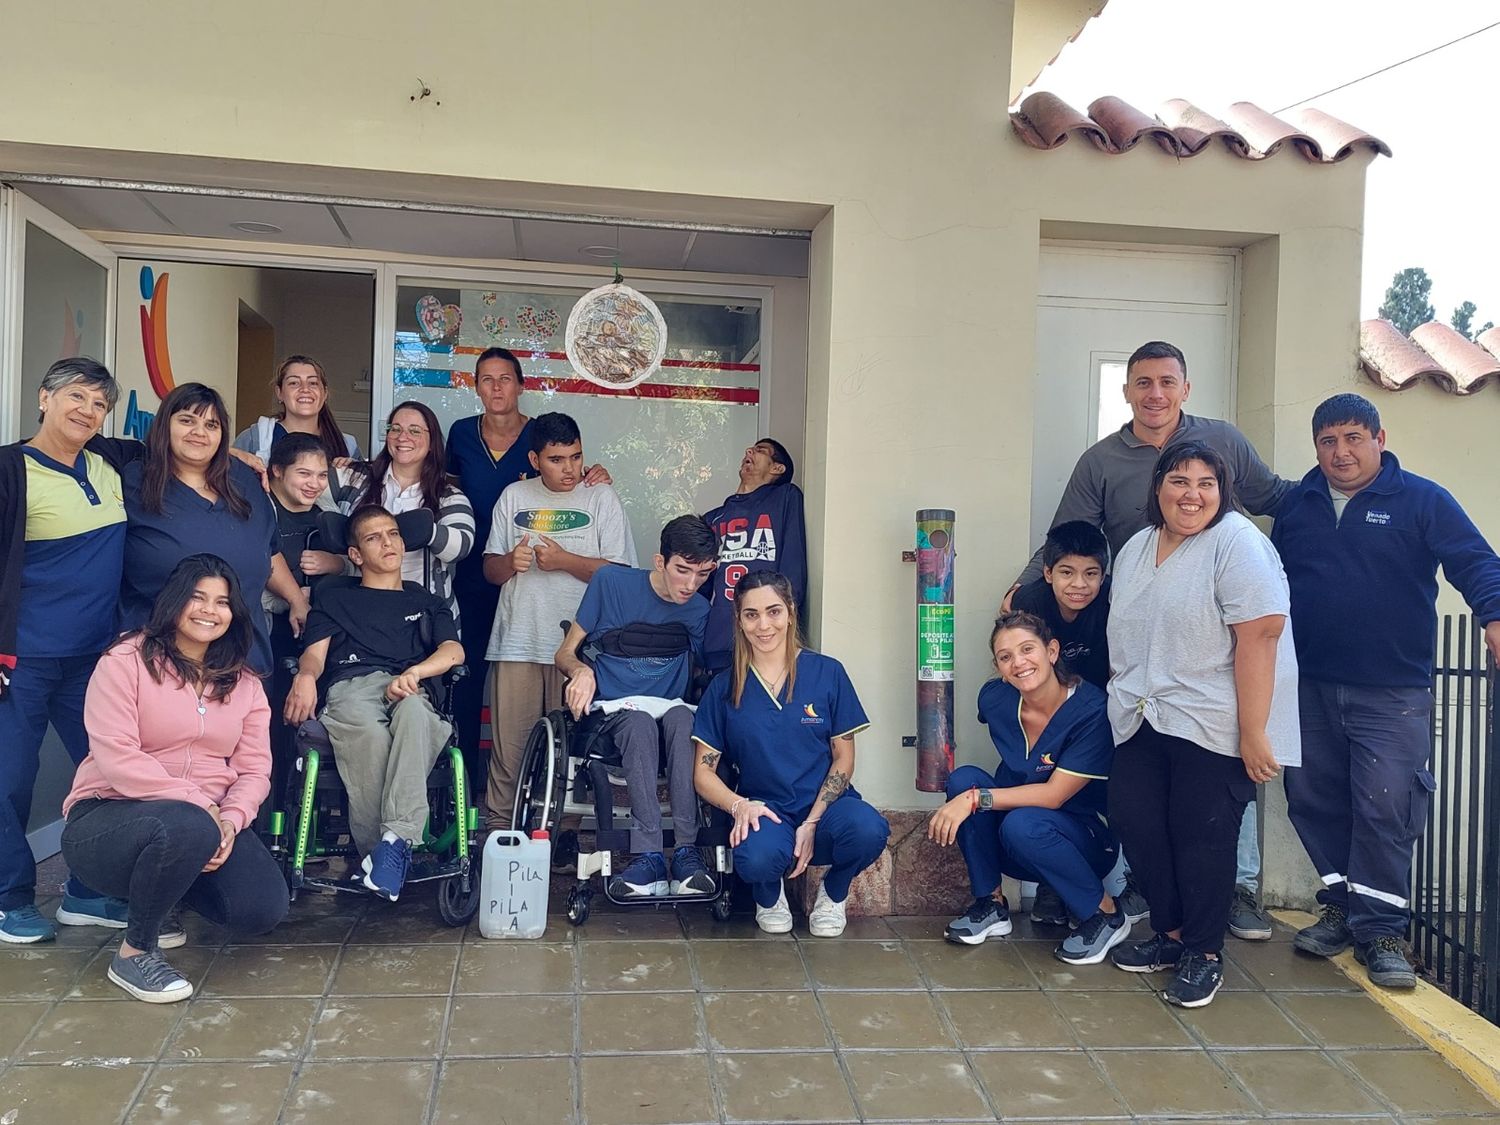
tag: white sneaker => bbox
[755,885,793,934]
[808,885,848,938]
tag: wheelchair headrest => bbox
[316,507,436,553]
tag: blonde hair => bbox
[730,571,802,708]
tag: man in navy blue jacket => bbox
[701,439,807,672]
[1273,393,1500,989]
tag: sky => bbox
[1021,0,1500,326]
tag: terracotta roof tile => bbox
[1359,318,1500,395]
[1012,93,1391,164]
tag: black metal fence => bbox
[1411,614,1498,1024]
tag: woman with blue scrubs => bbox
[928,610,1128,965]
[692,571,889,937]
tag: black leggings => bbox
[1107,722,1253,954]
[62,798,288,952]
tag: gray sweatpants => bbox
[321,671,449,856]
[614,706,698,854]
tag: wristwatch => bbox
[977,788,993,811]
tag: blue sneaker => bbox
[609,852,669,898]
[0,905,56,944]
[669,846,714,896]
[362,838,413,902]
[56,891,129,930]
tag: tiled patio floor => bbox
[1,885,1496,1124]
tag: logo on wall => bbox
[138,266,176,400]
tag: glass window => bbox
[1095,359,1132,441]
[392,278,762,564]
[20,223,109,416]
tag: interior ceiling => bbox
[15,182,811,279]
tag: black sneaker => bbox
[1227,884,1272,941]
[1110,931,1185,973]
[1354,936,1417,989]
[1054,909,1129,965]
[1029,883,1068,926]
[1294,902,1351,958]
[1164,951,1224,1008]
[945,896,1012,945]
[1116,877,1151,924]
[669,846,714,896]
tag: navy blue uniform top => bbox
[701,481,808,671]
[1272,452,1500,688]
[445,415,536,602]
[119,458,281,675]
[573,565,708,702]
[693,649,869,822]
[976,677,1113,819]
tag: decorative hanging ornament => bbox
[564,282,668,390]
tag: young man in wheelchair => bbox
[284,505,464,902]
[555,514,719,898]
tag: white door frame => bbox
[0,187,120,443]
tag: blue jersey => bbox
[445,415,536,601]
[693,650,869,821]
[573,565,707,701]
[119,458,281,675]
[19,448,127,657]
[977,677,1113,819]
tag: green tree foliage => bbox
[1378,267,1436,335]
[1450,300,1494,342]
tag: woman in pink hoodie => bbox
[63,554,288,1002]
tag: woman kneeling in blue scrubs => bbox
[692,572,889,936]
[928,610,1127,965]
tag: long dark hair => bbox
[141,383,250,519]
[273,354,351,462]
[730,571,802,708]
[356,400,449,514]
[135,554,254,702]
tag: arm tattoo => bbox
[699,748,722,769]
[819,769,850,805]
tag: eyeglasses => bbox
[385,424,428,438]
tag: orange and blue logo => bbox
[139,266,176,400]
[801,703,821,725]
[1040,752,1055,768]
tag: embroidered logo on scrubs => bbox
[1040,752,1054,768]
[801,704,822,725]
[516,508,592,534]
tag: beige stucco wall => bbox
[2,1,1422,880]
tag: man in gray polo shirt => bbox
[1006,340,1295,939]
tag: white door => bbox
[0,187,119,442]
[1030,244,1237,548]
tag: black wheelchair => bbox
[261,508,482,927]
[508,622,735,926]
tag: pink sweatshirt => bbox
[67,640,272,832]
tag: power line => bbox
[1275,19,1500,112]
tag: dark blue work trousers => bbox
[0,654,105,909]
[733,797,890,907]
[1284,678,1434,941]
[946,764,1117,922]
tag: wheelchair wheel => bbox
[566,885,592,926]
[437,857,482,928]
[712,893,733,922]
[512,714,565,834]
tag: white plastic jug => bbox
[479,830,551,939]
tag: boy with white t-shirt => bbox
[481,413,635,831]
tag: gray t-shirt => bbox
[1105,511,1301,766]
[484,476,636,663]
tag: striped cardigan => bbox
[331,465,475,628]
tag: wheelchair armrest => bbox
[444,664,469,684]
[295,718,334,754]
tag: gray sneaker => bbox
[1054,909,1130,965]
[1117,878,1151,924]
[945,896,1012,945]
[1227,884,1272,941]
[107,949,193,1003]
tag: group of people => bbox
[2,337,1496,1012]
[927,340,1500,1009]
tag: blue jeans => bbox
[947,764,1118,922]
[1285,679,1433,940]
[0,654,106,909]
[1237,801,1261,891]
[733,798,889,907]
